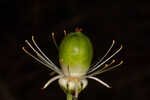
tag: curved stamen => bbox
[42,75,63,89]
[88,45,123,74]
[87,76,111,88]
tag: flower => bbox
[22,29,123,100]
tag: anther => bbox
[120,45,123,49]
[22,46,24,50]
[112,40,115,44]
[60,58,64,63]
[64,30,67,36]
[120,60,123,64]
[51,32,58,49]
[32,35,35,41]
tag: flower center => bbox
[58,76,88,95]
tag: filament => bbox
[88,45,123,74]
[32,36,61,72]
[89,40,115,71]
[25,39,62,73]
[89,61,123,76]
[99,59,115,71]
[87,76,111,88]
[22,47,62,74]
[42,75,63,89]
[51,32,58,49]
[75,80,78,99]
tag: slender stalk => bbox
[67,93,73,100]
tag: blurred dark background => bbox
[0,0,150,100]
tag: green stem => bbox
[67,93,73,100]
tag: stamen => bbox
[22,47,47,66]
[32,36,61,72]
[67,65,71,77]
[25,37,62,73]
[100,59,115,71]
[25,40,48,63]
[88,45,123,74]
[89,60,123,76]
[22,47,61,74]
[98,61,123,74]
[75,87,78,99]
[87,76,111,88]
[75,80,79,99]
[89,40,115,71]
[51,32,58,49]
[25,39,61,73]
[25,40,37,53]
[64,30,67,36]
[49,71,56,76]
[63,64,71,77]
[42,75,63,89]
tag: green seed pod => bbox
[59,32,93,76]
